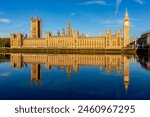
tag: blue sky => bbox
[0,0,149,38]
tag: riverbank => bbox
[0,48,137,54]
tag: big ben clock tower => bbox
[123,8,130,47]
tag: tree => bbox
[0,38,10,47]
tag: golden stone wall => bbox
[46,36,107,49]
[23,39,46,48]
[10,33,123,49]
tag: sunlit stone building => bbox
[10,10,130,49]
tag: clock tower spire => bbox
[123,8,130,47]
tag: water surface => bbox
[0,53,150,100]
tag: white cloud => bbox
[134,0,145,4]
[78,0,107,5]
[0,19,11,24]
[101,19,123,25]
[115,0,122,15]
[78,0,145,15]
[115,0,145,15]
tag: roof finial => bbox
[68,20,71,27]
[125,7,129,18]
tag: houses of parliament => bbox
[10,9,130,49]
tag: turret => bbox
[46,32,52,39]
[62,28,65,36]
[10,33,23,48]
[74,30,79,38]
[66,20,72,37]
[116,30,122,38]
[57,30,61,36]
[100,32,103,37]
[106,30,112,39]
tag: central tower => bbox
[66,20,72,37]
[30,16,42,38]
[123,9,130,47]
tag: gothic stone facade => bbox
[10,10,130,49]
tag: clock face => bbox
[124,21,129,26]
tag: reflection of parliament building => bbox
[10,10,130,49]
[10,54,130,92]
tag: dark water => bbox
[0,52,150,100]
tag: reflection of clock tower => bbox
[123,8,130,47]
[123,56,130,94]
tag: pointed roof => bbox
[68,20,71,27]
[125,8,129,19]
[100,32,103,37]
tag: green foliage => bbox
[0,38,10,47]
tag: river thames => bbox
[0,52,150,100]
